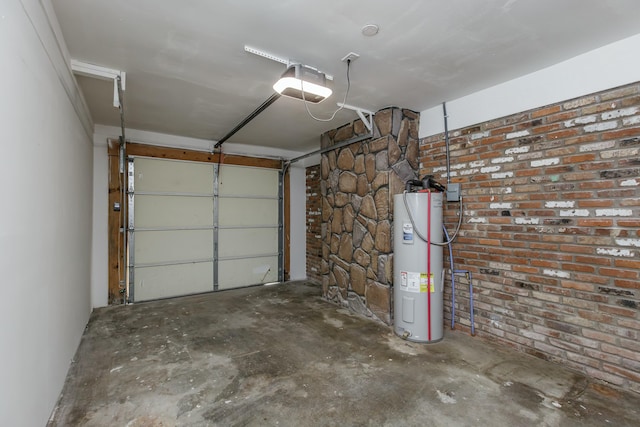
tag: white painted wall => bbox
[0,1,93,425]
[91,142,109,307]
[288,164,307,280]
[91,126,310,301]
[420,33,640,138]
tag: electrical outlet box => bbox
[446,183,461,202]
[341,52,360,63]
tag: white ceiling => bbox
[53,0,640,154]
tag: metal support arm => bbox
[336,103,374,132]
[71,59,126,108]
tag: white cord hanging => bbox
[300,59,351,122]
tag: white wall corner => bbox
[30,0,94,139]
[420,33,640,138]
[300,153,321,167]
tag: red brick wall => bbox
[306,165,322,283]
[420,82,640,392]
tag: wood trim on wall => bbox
[107,140,288,304]
[107,139,124,304]
[109,142,283,169]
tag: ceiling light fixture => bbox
[273,63,332,103]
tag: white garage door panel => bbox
[134,262,214,301]
[134,230,213,264]
[135,195,214,228]
[135,158,213,193]
[219,166,279,196]
[218,228,278,258]
[218,256,279,290]
[218,199,279,226]
[129,157,281,302]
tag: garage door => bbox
[127,157,281,302]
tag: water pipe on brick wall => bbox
[444,226,475,336]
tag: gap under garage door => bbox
[128,157,282,302]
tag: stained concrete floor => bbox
[50,282,640,426]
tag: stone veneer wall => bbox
[321,107,420,324]
[420,82,640,392]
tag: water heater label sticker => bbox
[420,273,435,293]
[402,271,421,293]
[402,223,414,244]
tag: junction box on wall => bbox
[446,183,461,202]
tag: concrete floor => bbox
[50,282,640,426]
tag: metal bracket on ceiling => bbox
[337,103,375,132]
[244,45,334,81]
[71,59,126,108]
[244,45,289,66]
